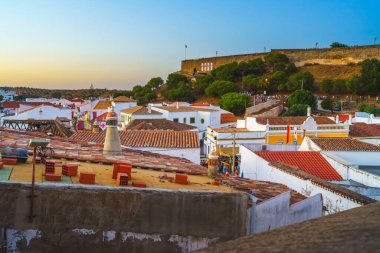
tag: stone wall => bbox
[0,182,248,253]
[181,45,380,75]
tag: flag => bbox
[294,126,298,141]
[286,125,291,144]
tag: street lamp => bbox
[28,138,50,222]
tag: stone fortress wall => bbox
[181,45,380,76]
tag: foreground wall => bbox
[0,182,248,253]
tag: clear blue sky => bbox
[0,0,379,89]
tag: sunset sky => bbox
[0,0,379,90]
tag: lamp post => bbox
[28,138,50,222]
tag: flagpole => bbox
[185,44,187,60]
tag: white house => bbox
[1,104,72,123]
[90,96,137,121]
[239,146,374,214]
[120,105,163,129]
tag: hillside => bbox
[300,64,361,83]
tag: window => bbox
[292,140,298,144]
[183,118,187,124]
[173,118,179,122]
[201,118,205,124]
[190,117,195,124]
[276,140,284,145]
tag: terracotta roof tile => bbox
[255,151,343,181]
[311,137,380,151]
[92,100,111,110]
[221,113,240,123]
[218,176,306,204]
[113,96,136,102]
[120,106,162,115]
[126,119,197,131]
[211,127,249,133]
[349,123,380,137]
[255,116,335,125]
[70,130,200,148]
[2,102,58,109]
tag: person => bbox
[222,164,227,173]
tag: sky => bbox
[0,0,379,90]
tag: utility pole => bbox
[232,132,236,174]
[216,51,218,57]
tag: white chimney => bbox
[348,114,352,125]
[307,106,311,117]
[148,104,152,114]
[176,102,179,109]
[335,115,339,124]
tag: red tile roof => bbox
[70,130,200,148]
[120,106,162,115]
[190,103,210,106]
[349,123,380,137]
[311,138,380,151]
[113,96,136,102]
[255,151,343,181]
[2,102,58,109]
[92,100,111,110]
[221,113,240,123]
[2,102,20,108]
[255,116,335,125]
[338,114,354,123]
[218,176,306,204]
[156,106,217,112]
[95,112,108,122]
[126,119,197,131]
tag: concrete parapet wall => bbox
[0,182,248,252]
[246,100,277,115]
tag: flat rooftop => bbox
[5,157,234,192]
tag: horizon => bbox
[1,0,379,90]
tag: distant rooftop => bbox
[155,106,217,112]
[255,116,335,125]
[349,123,380,137]
[311,137,380,151]
[125,119,197,131]
[120,105,162,115]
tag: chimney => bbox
[103,105,122,156]
[335,115,339,124]
[92,120,100,133]
[348,114,352,125]
[148,104,152,114]
[307,106,311,117]
[176,102,179,109]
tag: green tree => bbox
[146,77,164,89]
[264,52,290,67]
[321,99,333,110]
[205,80,237,97]
[287,89,317,109]
[286,71,314,91]
[361,59,380,96]
[330,42,348,48]
[320,79,333,93]
[284,104,309,116]
[332,79,348,93]
[165,82,195,102]
[242,74,260,92]
[285,63,298,75]
[270,71,287,91]
[346,75,364,95]
[166,73,188,89]
[193,75,214,95]
[211,62,240,82]
[245,58,266,76]
[219,92,250,115]
[113,90,133,98]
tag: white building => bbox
[239,146,374,214]
[1,105,72,123]
[90,96,137,121]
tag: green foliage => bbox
[287,89,317,109]
[243,59,266,76]
[346,75,364,95]
[330,42,348,48]
[332,79,348,93]
[164,82,195,102]
[219,92,250,115]
[284,104,308,116]
[146,77,164,89]
[321,99,333,110]
[264,52,290,69]
[285,63,298,75]
[359,104,380,116]
[286,71,314,91]
[193,75,214,95]
[361,59,380,96]
[270,71,287,90]
[242,74,260,92]
[320,79,333,93]
[166,73,188,89]
[211,62,240,82]
[51,91,62,99]
[205,80,237,97]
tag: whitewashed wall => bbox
[125,147,201,164]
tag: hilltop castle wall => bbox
[181,45,380,76]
